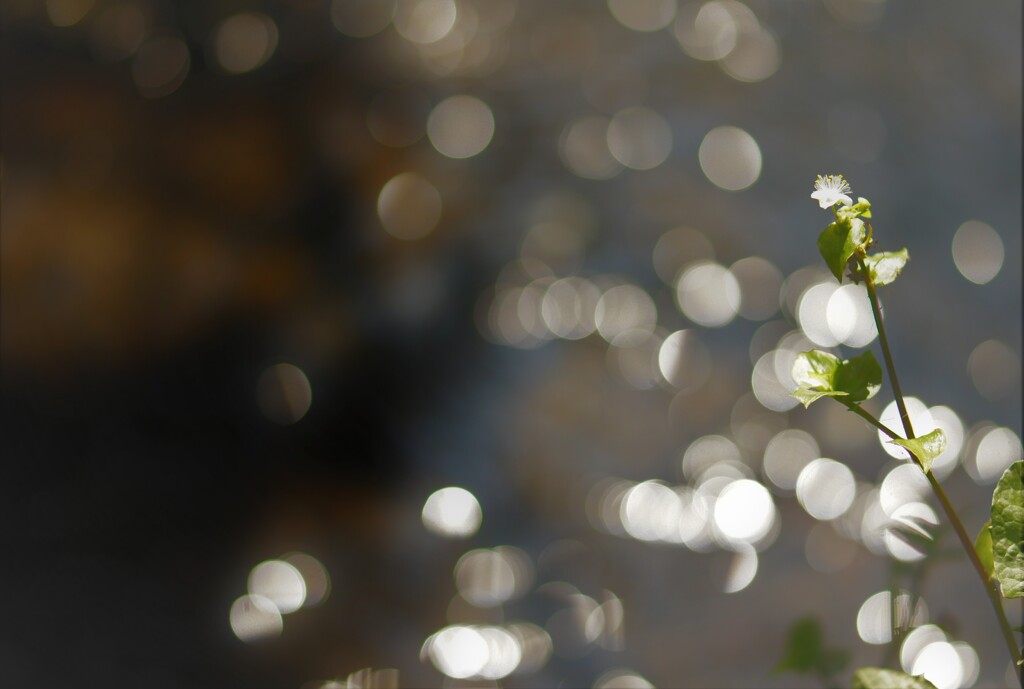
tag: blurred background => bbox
[1,1,1021,687]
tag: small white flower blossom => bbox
[811,174,853,209]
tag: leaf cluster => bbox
[816,198,908,287]
[788,179,1024,677]
[791,349,881,408]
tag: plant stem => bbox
[844,404,1022,666]
[860,260,915,439]
[853,259,1022,667]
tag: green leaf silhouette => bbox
[818,218,869,282]
[774,616,849,678]
[888,429,947,473]
[791,350,881,408]
[991,461,1024,598]
[833,351,883,402]
[864,249,909,286]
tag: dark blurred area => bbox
[1,1,1020,688]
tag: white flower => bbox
[811,174,853,209]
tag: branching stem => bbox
[850,257,1022,667]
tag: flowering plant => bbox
[776,175,1023,689]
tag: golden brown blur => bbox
[2,1,1020,688]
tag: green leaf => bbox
[818,218,869,282]
[792,350,841,389]
[887,429,948,473]
[833,350,883,403]
[774,616,849,678]
[975,519,994,580]
[864,249,909,286]
[991,461,1024,598]
[852,667,938,689]
[774,617,823,674]
[790,350,881,408]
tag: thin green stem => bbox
[851,259,1022,667]
[839,400,893,437]
[859,256,915,440]
[843,400,1021,666]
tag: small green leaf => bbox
[852,667,938,689]
[790,350,881,408]
[833,350,882,402]
[888,429,947,473]
[864,249,909,286]
[774,616,850,678]
[818,217,869,282]
[774,617,823,674]
[991,461,1024,598]
[975,519,994,580]
[792,350,841,390]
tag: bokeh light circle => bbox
[394,0,457,44]
[213,12,278,75]
[676,261,741,327]
[422,486,482,538]
[910,641,964,689]
[257,363,313,425]
[229,594,283,642]
[132,36,190,98]
[713,479,776,545]
[607,0,676,32]
[967,339,1020,401]
[595,284,658,344]
[952,220,1004,285]
[606,107,673,171]
[797,281,840,347]
[427,95,495,159]
[377,172,443,240]
[749,351,796,412]
[560,116,621,180]
[658,330,712,391]
[248,559,307,614]
[698,126,761,191]
[763,429,819,490]
[720,25,780,83]
[796,458,856,520]
[967,426,1022,484]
